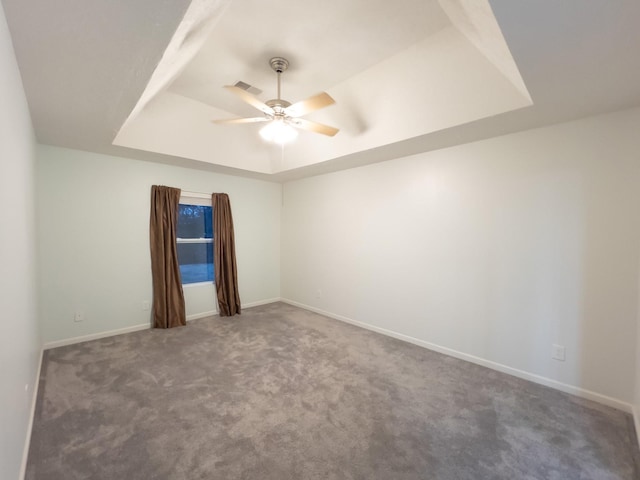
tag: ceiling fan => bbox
[212,57,339,144]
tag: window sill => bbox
[182,281,215,288]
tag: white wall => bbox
[282,107,640,406]
[0,4,40,479]
[36,145,281,344]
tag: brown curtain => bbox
[212,193,241,316]
[149,185,186,328]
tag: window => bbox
[176,196,214,285]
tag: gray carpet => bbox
[27,302,639,479]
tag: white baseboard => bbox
[42,298,283,350]
[20,347,43,480]
[186,310,217,321]
[280,298,633,414]
[43,323,150,350]
[26,297,639,466]
[35,297,635,415]
[186,298,281,321]
[243,297,282,309]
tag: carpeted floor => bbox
[27,302,639,479]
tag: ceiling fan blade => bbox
[212,117,270,125]
[289,118,339,137]
[284,92,335,117]
[224,85,273,115]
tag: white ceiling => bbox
[169,0,452,114]
[3,0,640,181]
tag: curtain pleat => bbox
[149,185,186,328]
[212,193,241,316]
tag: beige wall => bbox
[0,3,40,479]
[282,107,640,407]
[36,145,282,344]
[636,260,640,435]
[31,107,640,430]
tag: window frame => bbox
[177,193,214,287]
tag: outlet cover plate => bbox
[552,344,566,361]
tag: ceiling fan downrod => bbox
[269,57,289,102]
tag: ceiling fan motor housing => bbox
[266,98,291,117]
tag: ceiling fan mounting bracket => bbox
[269,57,289,73]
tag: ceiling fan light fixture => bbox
[259,119,298,144]
[214,57,339,141]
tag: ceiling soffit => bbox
[114,0,531,175]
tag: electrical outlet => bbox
[142,301,150,311]
[552,344,566,361]
[74,311,85,322]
